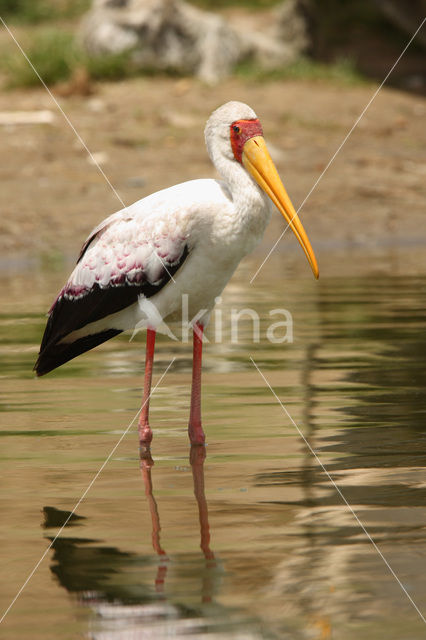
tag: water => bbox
[1,255,426,639]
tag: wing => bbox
[35,213,189,376]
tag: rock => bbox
[79,0,308,84]
[80,0,240,84]
[275,0,310,56]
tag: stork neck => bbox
[215,153,267,216]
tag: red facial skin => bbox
[230,118,263,163]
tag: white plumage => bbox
[66,176,265,330]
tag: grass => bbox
[84,49,136,82]
[0,0,90,23]
[2,30,77,87]
[0,29,136,88]
[235,57,366,86]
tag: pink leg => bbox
[190,444,214,562]
[139,451,167,557]
[188,322,206,445]
[138,328,156,445]
[139,451,168,593]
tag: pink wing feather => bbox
[35,213,189,376]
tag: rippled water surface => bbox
[1,256,426,639]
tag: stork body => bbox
[35,101,318,446]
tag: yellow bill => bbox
[242,136,319,279]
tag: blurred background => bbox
[1,3,426,640]
[0,0,425,264]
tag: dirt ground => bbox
[0,75,425,275]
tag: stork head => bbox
[205,101,318,279]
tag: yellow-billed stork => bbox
[35,101,318,446]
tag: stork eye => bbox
[232,125,241,134]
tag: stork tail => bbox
[34,328,122,376]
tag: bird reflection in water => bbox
[139,444,216,604]
[42,446,258,639]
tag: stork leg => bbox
[188,322,205,445]
[139,328,156,445]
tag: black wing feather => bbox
[35,245,189,376]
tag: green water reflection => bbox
[1,269,426,639]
